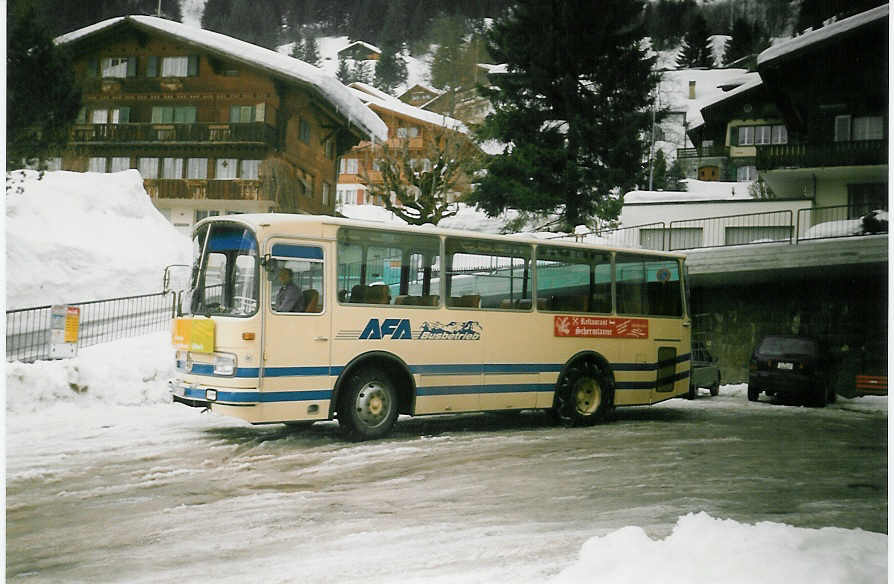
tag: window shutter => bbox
[126,57,137,77]
[254,102,265,123]
[146,56,158,77]
[229,105,240,123]
[118,106,131,123]
[834,115,851,142]
[87,57,99,77]
[187,55,199,77]
[151,107,163,124]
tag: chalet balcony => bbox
[144,179,263,201]
[676,145,730,159]
[756,140,888,170]
[70,122,277,147]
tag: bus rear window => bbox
[616,253,682,317]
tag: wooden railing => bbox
[70,122,277,146]
[756,140,887,170]
[144,179,263,200]
[676,145,730,159]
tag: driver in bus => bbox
[274,267,304,312]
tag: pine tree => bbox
[336,57,352,84]
[676,13,712,68]
[651,149,669,190]
[472,0,658,230]
[7,1,82,170]
[303,36,321,67]
[373,43,407,94]
[667,158,687,191]
[724,17,760,65]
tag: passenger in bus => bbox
[274,267,304,312]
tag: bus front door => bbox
[262,239,332,422]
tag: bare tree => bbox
[358,127,482,225]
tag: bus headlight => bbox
[213,353,237,376]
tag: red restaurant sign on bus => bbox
[554,316,649,339]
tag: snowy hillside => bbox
[5,170,192,309]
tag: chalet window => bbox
[771,125,788,144]
[299,118,311,144]
[161,56,193,77]
[215,158,238,180]
[110,157,131,172]
[410,158,431,172]
[834,115,883,141]
[396,126,419,138]
[88,157,107,172]
[187,158,208,179]
[753,126,772,145]
[322,182,331,206]
[736,124,787,146]
[138,157,159,178]
[100,57,135,78]
[229,103,264,123]
[241,159,261,179]
[195,210,220,222]
[853,116,884,140]
[46,158,63,171]
[736,165,758,181]
[339,158,359,174]
[91,107,130,124]
[162,157,183,179]
[151,106,196,124]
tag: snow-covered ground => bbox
[6,332,888,583]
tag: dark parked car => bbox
[748,335,835,406]
[688,340,721,399]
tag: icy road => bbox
[7,378,885,583]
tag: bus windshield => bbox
[186,222,259,317]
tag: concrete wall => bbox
[690,271,887,396]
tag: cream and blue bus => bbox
[170,214,691,440]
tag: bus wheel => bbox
[338,367,399,441]
[555,360,612,426]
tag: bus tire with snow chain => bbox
[338,366,399,441]
[554,358,614,426]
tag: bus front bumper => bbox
[170,379,214,408]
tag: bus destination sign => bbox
[554,316,648,339]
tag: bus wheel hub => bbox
[574,378,600,415]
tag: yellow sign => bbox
[171,318,215,353]
[64,307,80,343]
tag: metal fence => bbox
[668,210,794,250]
[584,206,885,251]
[6,291,176,362]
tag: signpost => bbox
[50,305,80,358]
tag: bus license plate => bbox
[778,362,794,370]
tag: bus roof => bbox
[199,213,688,259]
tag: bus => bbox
[169,214,692,440]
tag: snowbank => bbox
[5,331,176,413]
[5,169,192,309]
[551,512,886,584]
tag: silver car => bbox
[688,340,721,399]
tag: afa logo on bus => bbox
[358,319,483,340]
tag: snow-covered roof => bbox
[347,83,469,134]
[695,73,764,121]
[337,40,382,55]
[758,4,888,66]
[55,16,388,143]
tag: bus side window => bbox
[337,227,440,306]
[445,237,531,310]
[535,246,611,313]
[615,254,682,317]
